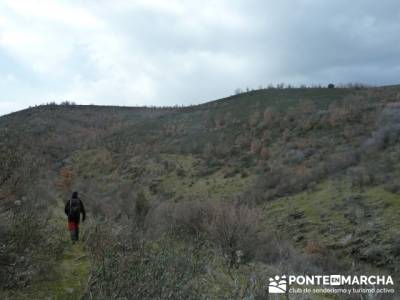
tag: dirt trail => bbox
[7,199,90,300]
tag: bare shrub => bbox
[56,166,74,193]
[284,149,305,165]
[260,146,270,160]
[324,150,359,174]
[143,201,174,239]
[214,143,231,158]
[170,200,211,238]
[234,133,251,149]
[206,201,262,266]
[362,128,387,153]
[134,191,150,227]
[390,233,400,258]
[363,104,400,154]
[263,107,274,124]
[298,99,316,115]
[146,199,264,267]
[86,233,206,300]
[383,181,400,194]
[261,129,271,142]
[0,138,20,187]
[85,220,118,261]
[328,107,348,127]
[348,166,372,188]
[249,111,261,127]
[214,115,226,128]
[305,240,328,255]
[203,142,214,158]
[250,161,324,201]
[250,139,261,154]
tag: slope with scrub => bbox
[1,85,400,299]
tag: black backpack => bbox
[69,198,81,217]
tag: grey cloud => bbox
[0,0,400,115]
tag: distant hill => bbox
[1,85,400,299]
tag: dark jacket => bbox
[64,198,86,223]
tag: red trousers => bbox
[68,221,80,241]
[68,221,79,230]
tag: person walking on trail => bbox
[64,191,86,243]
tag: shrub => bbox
[170,200,211,238]
[250,139,261,154]
[248,111,261,127]
[305,241,328,255]
[298,99,316,115]
[0,198,62,290]
[263,107,275,125]
[206,201,262,266]
[261,129,271,142]
[176,168,186,177]
[86,237,206,300]
[214,115,226,128]
[214,143,231,158]
[363,104,400,153]
[284,149,305,165]
[203,142,214,158]
[383,182,400,194]
[234,134,250,149]
[324,150,359,174]
[135,191,150,226]
[147,199,264,267]
[390,233,400,257]
[328,104,349,127]
[260,147,270,160]
[348,166,372,188]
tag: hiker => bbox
[64,191,86,243]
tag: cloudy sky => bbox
[0,0,400,115]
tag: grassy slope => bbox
[264,180,400,251]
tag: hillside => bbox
[1,85,400,299]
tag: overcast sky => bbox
[0,0,400,115]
